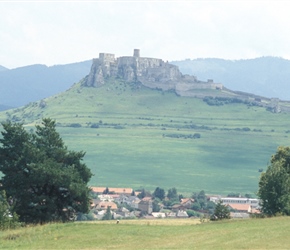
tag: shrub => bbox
[90,123,99,128]
[210,200,230,221]
[69,123,82,128]
[0,190,20,230]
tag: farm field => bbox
[0,217,289,249]
[1,79,290,195]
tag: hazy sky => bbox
[1,1,290,69]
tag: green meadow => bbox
[1,79,290,195]
[1,217,290,249]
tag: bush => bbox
[90,124,99,128]
[69,123,82,128]
[0,190,20,230]
[210,200,230,221]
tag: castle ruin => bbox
[83,49,223,94]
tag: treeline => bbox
[0,118,92,229]
[203,96,263,107]
[162,133,201,139]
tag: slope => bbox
[1,217,290,249]
[172,57,290,100]
[1,78,290,195]
[0,60,91,108]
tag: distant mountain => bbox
[0,60,92,108]
[172,57,290,101]
[1,56,290,111]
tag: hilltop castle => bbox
[83,49,223,95]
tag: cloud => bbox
[1,1,290,68]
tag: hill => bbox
[172,57,290,100]
[1,75,290,195]
[1,51,290,195]
[1,217,290,249]
[0,60,91,108]
[1,56,290,111]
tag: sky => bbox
[1,0,290,69]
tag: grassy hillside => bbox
[1,217,289,249]
[1,78,290,195]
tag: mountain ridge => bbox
[172,56,290,101]
[0,60,91,107]
[1,55,290,110]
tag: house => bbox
[176,210,189,218]
[251,208,261,214]
[166,212,177,218]
[171,198,195,212]
[171,204,188,212]
[152,212,166,218]
[91,187,133,195]
[113,207,136,219]
[114,194,140,209]
[209,196,260,209]
[90,199,101,208]
[93,210,106,220]
[95,201,118,211]
[228,204,252,213]
[138,197,153,214]
[98,194,115,202]
[180,198,195,209]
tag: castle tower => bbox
[133,49,140,57]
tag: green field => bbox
[1,217,289,249]
[1,79,290,195]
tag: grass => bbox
[1,78,290,195]
[0,217,289,249]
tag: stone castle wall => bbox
[99,53,115,63]
[83,49,223,95]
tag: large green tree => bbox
[211,200,230,220]
[153,187,165,200]
[258,146,290,216]
[0,118,92,224]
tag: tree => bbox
[0,118,92,224]
[137,189,151,199]
[102,206,113,220]
[103,187,109,194]
[152,199,161,212]
[137,189,146,199]
[167,187,178,200]
[153,187,165,200]
[0,190,19,230]
[211,200,230,220]
[258,146,290,216]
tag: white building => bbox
[209,196,260,209]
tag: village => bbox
[88,186,261,221]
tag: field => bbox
[1,79,290,195]
[0,217,290,249]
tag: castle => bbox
[83,49,223,95]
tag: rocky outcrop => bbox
[83,49,223,94]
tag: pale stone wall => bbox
[83,49,223,95]
[99,53,115,63]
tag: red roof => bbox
[228,204,251,212]
[91,187,133,195]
